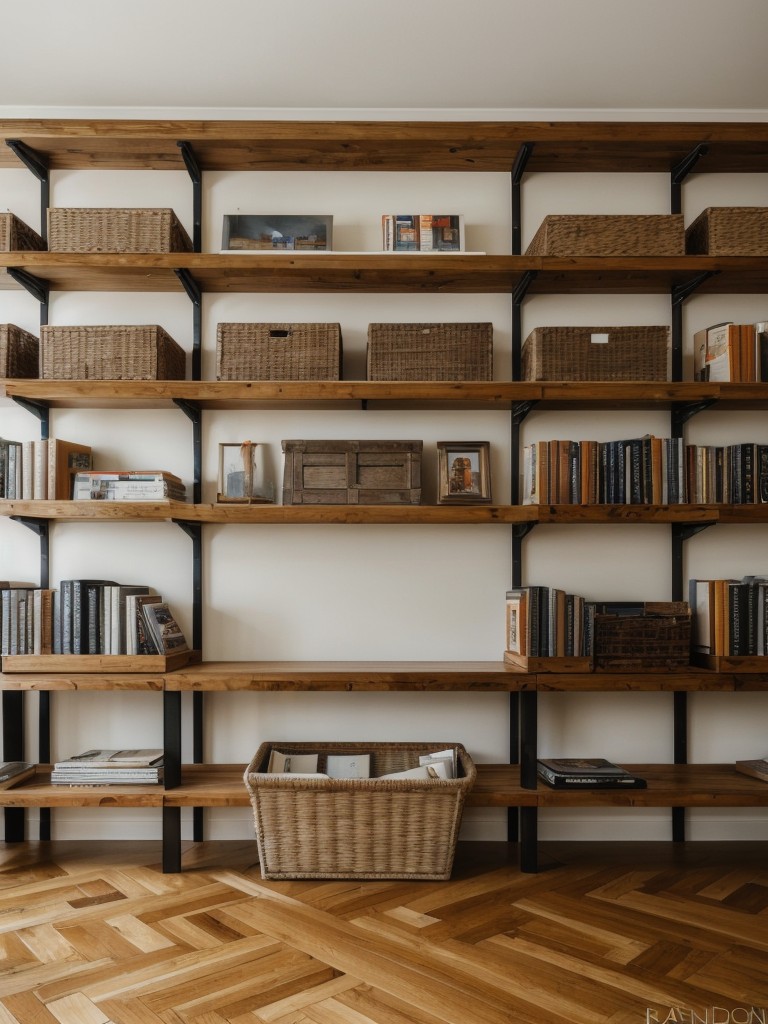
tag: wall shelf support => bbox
[173,269,202,381]
[6,267,50,327]
[511,142,534,255]
[672,398,717,433]
[177,141,202,253]
[670,143,709,214]
[5,139,49,244]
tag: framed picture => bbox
[221,214,333,251]
[217,442,275,503]
[436,441,491,503]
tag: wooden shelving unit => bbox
[2,117,768,873]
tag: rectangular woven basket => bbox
[0,324,39,378]
[40,325,186,380]
[0,213,45,252]
[525,214,685,256]
[244,740,475,880]
[216,322,342,380]
[521,326,670,382]
[47,208,193,253]
[367,322,492,381]
[685,207,768,255]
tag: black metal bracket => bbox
[512,399,538,426]
[670,144,709,214]
[670,271,718,382]
[512,521,536,588]
[173,269,202,382]
[6,139,50,245]
[672,271,718,310]
[513,269,538,307]
[513,521,537,542]
[177,141,202,253]
[512,270,538,381]
[671,397,717,433]
[672,520,716,545]
[172,400,201,506]
[10,395,50,438]
[671,521,715,604]
[6,265,49,304]
[511,142,534,255]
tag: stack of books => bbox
[73,470,186,502]
[51,749,164,785]
[0,437,92,500]
[693,321,768,382]
[690,575,768,657]
[537,758,647,789]
[381,214,465,252]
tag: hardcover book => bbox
[537,758,647,788]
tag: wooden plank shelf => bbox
[0,767,165,807]
[2,119,768,173]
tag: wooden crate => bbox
[0,213,45,251]
[367,322,492,381]
[216,322,342,380]
[47,207,192,253]
[282,439,422,504]
[521,326,670,382]
[685,206,768,255]
[0,324,39,378]
[40,325,186,380]
[593,601,691,672]
[525,214,685,256]
[244,740,475,880]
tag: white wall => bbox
[2,126,767,843]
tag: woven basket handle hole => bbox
[269,330,291,339]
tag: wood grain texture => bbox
[0,839,765,1022]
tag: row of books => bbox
[522,437,768,506]
[693,320,768,382]
[0,581,188,656]
[265,747,458,781]
[72,470,186,502]
[690,575,768,656]
[381,214,465,252]
[0,437,92,500]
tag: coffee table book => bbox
[537,758,647,789]
[734,758,768,782]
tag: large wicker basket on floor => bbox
[521,326,670,381]
[40,324,186,380]
[47,207,193,253]
[367,322,493,381]
[0,324,39,378]
[685,206,768,255]
[0,213,45,251]
[525,214,685,256]
[216,322,342,380]
[244,740,475,880]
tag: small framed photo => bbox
[436,441,491,503]
[217,442,275,503]
[222,214,333,251]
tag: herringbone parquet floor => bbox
[0,839,766,1024]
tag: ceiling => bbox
[1,0,767,116]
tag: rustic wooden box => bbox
[40,324,186,380]
[0,213,45,251]
[0,324,39,378]
[685,206,768,255]
[282,440,422,504]
[47,207,193,253]
[593,601,691,672]
[521,326,670,382]
[367,322,492,381]
[216,322,342,380]
[525,214,685,256]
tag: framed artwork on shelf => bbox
[217,442,275,504]
[436,441,491,504]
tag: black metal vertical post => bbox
[511,143,533,256]
[162,691,183,871]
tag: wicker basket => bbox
[0,324,39,378]
[47,208,193,253]
[244,740,475,880]
[367,322,493,381]
[521,326,670,382]
[40,325,186,380]
[593,602,691,672]
[685,207,768,256]
[216,322,342,380]
[525,214,685,256]
[0,213,45,252]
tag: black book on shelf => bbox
[537,758,647,789]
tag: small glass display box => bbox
[217,442,275,503]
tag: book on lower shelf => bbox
[537,758,647,789]
[51,748,164,785]
[0,761,36,789]
[735,758,768,782]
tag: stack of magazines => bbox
[51,748,164,785]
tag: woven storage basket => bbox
[0,213,45,251]
[521,326,670,382]
[244,740,475,880]
[0,324,39,378]
[216,322,342,380]
[367,322,493,381]
[593,602,691,672]
[47,208,192,253]
[525,214,685,256]
[40,325,186,380]
[685,207,768,255]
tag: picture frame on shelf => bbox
[217,442,275,504]
[436,441,491,504]
[221,214,333,251]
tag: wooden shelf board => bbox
[1,650,199,674]
[165,660,530,691]
[0,768,165,807]
[535,670,768,692]
[2,120,768,172]
[0,672,165,691]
